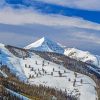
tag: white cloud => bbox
[73,32,100,44]
[0,7,100,48]
[36,0,100,11]
[0,7,100,31]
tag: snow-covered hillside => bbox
[24,37,64,54]
[64,48,100,68]
[0,43,98,100]
[0,43,27,81]
[25,37,100,68]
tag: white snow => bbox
[0,43,98,100]
[25,57,97,100]
[25,37,46,48]
[24,37,64,54]
[0,43,27,81]
[64,48,100,68]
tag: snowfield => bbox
[0,43,98,100]
[23,56,98,100]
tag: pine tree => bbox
[73,79,76,87]
[64,70,66,73]
[29,74,31,79]
[25,64,27,68]
[53,68,55,72]
[68,78,71,82]
[42,63,44,67]
[31,68,34,71]
[45,71,47,74]
[32,75,34,78]
[51,72,53,76]
[80,79,83,84]
[35,61,38,65]
[36,74,38,77]
[29,65,31,68]
[58,71,62,77]
[42,68,45,73]
[74,72,77,78]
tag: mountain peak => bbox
[24,37,64,54]
[38,37,51,43]
[42,36,48,40]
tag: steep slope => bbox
[0,43,27,81]
[64,48,100,68]
[0,43,98,100]
[24,37,64,54]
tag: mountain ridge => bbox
[24,37,100,68]
[24,37,65,54]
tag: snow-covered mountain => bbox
[64,48,100,68]
[25,37,64,54]
[0,43,98,100]
[25,37,100,68]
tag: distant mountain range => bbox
[25,37,100,68]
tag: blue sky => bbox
[0,0,100,55]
